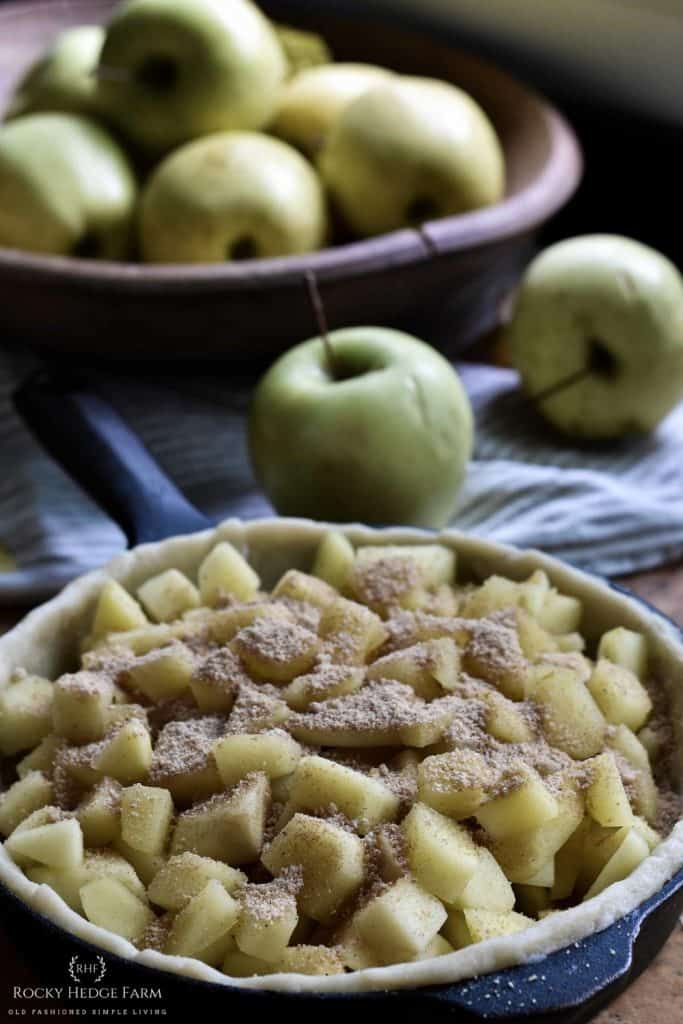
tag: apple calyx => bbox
[135,56,179,93]
[305,269,339,379]
[529,337,619,404]
[228,236,259,261]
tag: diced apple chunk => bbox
[189,648,246,713]
[598,627,648,678]
[514,609,558,660]
[234,881,299,962]
[91,580,147,640]
[16,734,63,778]
[354,876,446,964]
[529,663,606,759]
[0,675,53,755]
[114,836,164,887]
[585,753,633,828]
[76,778,122,847]
[350,545,454,616]
[226,682,290,736]
[403,803,478,902]
[461,571,550,620]
[587,659,653,731]
[632,816,661,852]
[262,813,364,922]
[277,945,345,976]
[6,817,83,869]
[137,570,200,623]
[537,590,582,634]
[418,750,495,819]
[120,784,174,856]
[52,672,114,744]
[584,828,650,900]
[283,665,364,710]
[81,876,155,941]
[575,822,628,896]
[213,731,301,787]
[319,597,387,665]
[165,878,239,956]
[222,950,273,977]
[483,691,536,744]
[463,622,529,701]
[148,853,245,911]
[233,619,319,684]
[362,545,455,588]
[95,721,153,784]
[198,542,260,606]
[289,755,399,834]
[209,601,294,645]
[126,645,195,702]
[0,771,53,836]
[171,773,269,865]
[312,531,355,591]
[413,935,454,960]
[492,781,584,883]
[551,818,590,901]
[449,847,515,912]
[476,768,558,841]
[27,848,145,912]
[367,639,460,699]
[445,908,534,948]
[272,570,337,610]
[150,717,224,805]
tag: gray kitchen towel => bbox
[0,348,682,603]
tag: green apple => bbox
[0,112,136,258]
[139,131,328,262]
[249,327,473,527]
[509,235,683,438]
[274,24,332,79]
[271,63,392,157]
[318,75,505,237]
[5,25,104,121]
[97,0,287,154]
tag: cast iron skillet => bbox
[4,368,683,1022]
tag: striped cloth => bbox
[0,349,682,603]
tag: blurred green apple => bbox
[271,63,392,157]
[0,113,136,258]
[318,76,505,237]
[5,25,104,121]
[139,131,328,262]
[249,327,473,527]
[97,0,287,155]
[274,24,332,79]
[509,235,683,438]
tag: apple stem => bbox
[417,225,440,258]
[305,270,337,378]
[529,365,592,404]
[92,66,132,82]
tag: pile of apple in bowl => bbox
[0,0,505,263]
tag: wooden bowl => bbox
[0,0,582,363]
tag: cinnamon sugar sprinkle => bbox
[4,546,683,968]
[234,618,317,666]
[150,716,225,781]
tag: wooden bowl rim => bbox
[0,0,583,293]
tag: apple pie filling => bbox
[0,534,679,977]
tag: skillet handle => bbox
[13,368,212,548]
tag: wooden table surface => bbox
[0,561,681,1021]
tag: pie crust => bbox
[0,517,681,994]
